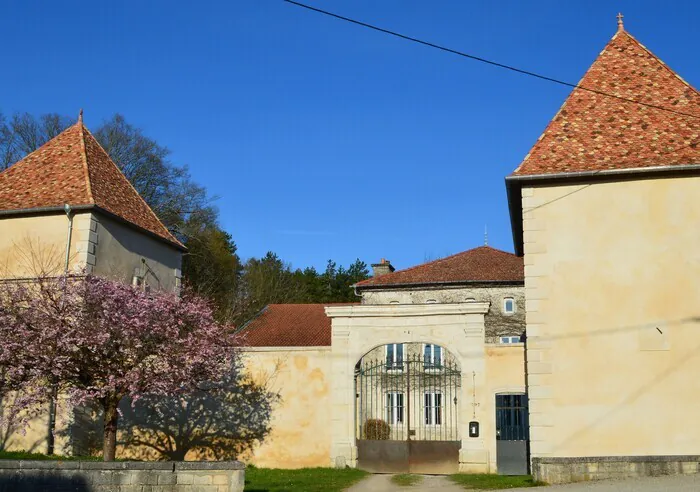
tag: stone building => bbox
[506,17,700,483]
[0,114,184,454]
[242,245,528,474]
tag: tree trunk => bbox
[46,385,58,455]
[102,397,120,461]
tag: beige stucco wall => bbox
[241,347,332,469]
[92,213,182,292]
[0,212,94,278]
[522,175,700,459]
[0,393,74,455]
[0,211,181,292]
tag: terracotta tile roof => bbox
[240,303,357,348]
[0,121,184,249]
[355,246,524,288]
[512,28,699,177]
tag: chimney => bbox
[371,258,395,278]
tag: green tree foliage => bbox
[233,255,370,325]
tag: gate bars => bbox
[355,351,462,442]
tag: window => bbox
[386,392,404,424]
[503,297,516,315]
[500,336,521,344]
[424,392,442,425]
[386,343,404,370]
[423,344,443,369]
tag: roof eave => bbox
[506,162,700,257]
[0,204,187,252]
[354,278,525,291]
[0,204,95,217]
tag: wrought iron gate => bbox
[495,393,529,475]
[355,350,461,474]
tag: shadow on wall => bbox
[0,393,46,453]
[0,474,90,492]
[65,364,278,461]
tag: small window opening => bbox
[503,297,516,314]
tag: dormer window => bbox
[503,297,516,315]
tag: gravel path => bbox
[345,474,465,491]
[347,473,700,491]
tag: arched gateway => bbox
[354,343,462,473]
[325,302,493,474]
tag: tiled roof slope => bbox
[355,246,524,288]
[512,28,699,176]
[241,304,357,347]
[0,121,183,249]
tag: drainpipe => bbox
[63,204,73,273]
[46,204,73,455]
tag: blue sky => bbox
[2,1,697,271]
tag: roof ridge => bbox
[512,26,699,177]
[374,246,513,278]
[355,245,520,287]
[0,124,78,179]
[513,30,619,175]
[618,30,699,96]
[77,122,94,203]
[81,126,182,247]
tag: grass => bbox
[391,473,423,486]
[0,450,103,461]
[449,474,544,489]
[244,466,368,492]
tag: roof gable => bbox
[0,121,183,249]
[355,246,524,288]
[512,29,699,176]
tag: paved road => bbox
[513,474,700,491]
[347,473,700,491]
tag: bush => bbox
[363,419,390,440]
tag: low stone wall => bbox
[0,460,245,492]
[532,456,700,484]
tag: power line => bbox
[522,138,700,213]
[284,0,699,121]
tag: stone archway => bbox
[325,302,490,472]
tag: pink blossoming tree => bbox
[0,274,238,461]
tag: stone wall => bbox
[0,460,244,492]
[360,285,525,343]
[532,456,700,485]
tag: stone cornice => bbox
[325,302,490,318]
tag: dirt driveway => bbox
[347,473,700,491]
